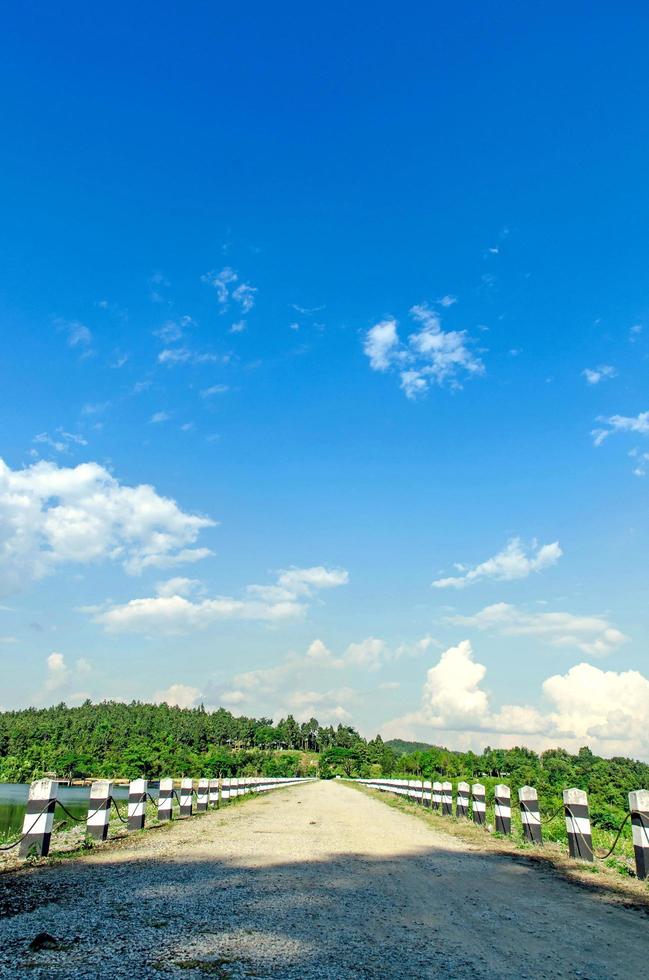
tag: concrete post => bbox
[472,783,486,826]
[180,778,193,817]
[432,781,442,811]
[208,778,219,807]
[629,790,649,880]
[495,784,512,835]
[157,778,174,821]
[456,781,470,818]
[196,778,209,811]
[19,779,58,857]
[86,779,113,841]
[127,778,147,831]
[519,786,542,844]
[423,780,432,808]
[441,781,453,816]
[563,788,593,862]
[221,777,231,801]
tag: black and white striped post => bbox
[157,778,174,821]
[456,781,469,819]
[495,784,512,835]
[471,783,486,826]
[86,779,113,841]
[629,790,649,881]
[196,778,209,812]
[442,781,453,816]
[432,781,442,811]
[127,778,147,831]
[221,777,231,802]
[519,786,542,845]
[423,780,432,808]
[180,778,193,817]
[563,788,593,862]
[19,779,58,857]
[209,778,219,807]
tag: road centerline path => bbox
[0,779,647,978]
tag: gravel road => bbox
[0,779,647,978]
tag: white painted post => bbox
[456,781,470,818]
[19,779,58,857]
[423,780,432,808]
[441,781,453,816]
[196,778,209,811]
[157,778,174,821]
[495,784,512,835]
[127,778,147,831]
[432,781,442,811]
[208,778,219,807]
[86,779,113,841]
[221,777,231,801]
[629,790,649,881]
[519,786,542,844]
[563,788,593,862]
[471,783,486,826]
[180,778,193,817]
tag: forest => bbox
[1,700,647,831]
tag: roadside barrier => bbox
[1,776,313,860]
[456,781,469,819]
[472,783,486,826]
[352,778,649,881]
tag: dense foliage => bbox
[1,702,647,830]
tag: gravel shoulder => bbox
[0,779,647,979]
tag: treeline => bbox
[0,700,377,781]
[1,702,648,831]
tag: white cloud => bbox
[438,295,457,307]
[33,430,88,455]
[384,641,649,759]
[432,537,562,589]
[447,602,627,657]
[592,410,649,445]
[35,653,93,705]
[0,457,214,593]
[201,385,229,397]
[158,348,192,365]
[155,577,202,598]
[230,320,246,334]
[153,683,202,708]
[155,317,193,344]
[345,637,387,671]
[363,304,484,398]
[202,268,256,312]
[63,320,93,348]
[583,365,616,385]
[150,411,171,423]
[94,565,349,633]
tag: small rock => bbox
[29,932,60,951]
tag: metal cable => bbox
[0,801,53,851]
[110,797,129,824]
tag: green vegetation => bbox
[1,701,647,843]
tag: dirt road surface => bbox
[0,779,647,978]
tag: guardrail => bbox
[351,778,649,881]
[2,776,315,859]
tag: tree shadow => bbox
[0,836,648,978]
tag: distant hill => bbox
[385,738,440,756]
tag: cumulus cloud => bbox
[582,365,616,385]
[447,602,627,657]
[93,565,349,633]
[153,683,202,708]
[34,653,92,705]
[0,458,215,594]
[592,410,649,446]
[363,304,484,398]
[432,538,562,589]
[383,641,649,759]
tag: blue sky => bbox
[1,4,649,757]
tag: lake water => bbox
[0,782,130,843]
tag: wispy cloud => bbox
[363,303,484,399]
[33,430,88,455]
[94,565,349,633]
[202,267,257,313]
[447,602,627,657]
[432,538,562,589]
[592,410,649,446]
[150,411,171,423]
[201,385,229,397]
[582,365,616,385]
